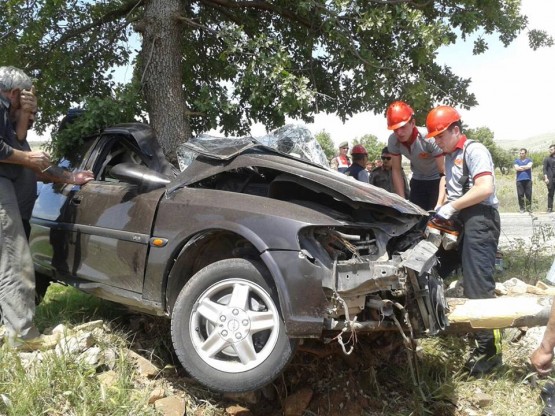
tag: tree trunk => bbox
[138,0,191,164]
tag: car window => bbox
[59,136,97,170]
[93,136,148,182]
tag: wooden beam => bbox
[446,295,553,331]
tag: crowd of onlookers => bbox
[331,142,409,196]
[331,134,555,215]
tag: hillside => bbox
[497,131,555,152]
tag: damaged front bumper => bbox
[324,240,448,337]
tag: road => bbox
[499,212,555,248]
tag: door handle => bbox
[71,195,82,205]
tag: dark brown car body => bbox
[30,123,446,392]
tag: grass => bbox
[495,169,550,213]
[0,285,158,416]
[0,285,229,416]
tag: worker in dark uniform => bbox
[426,105,502,376]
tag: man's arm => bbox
[358,169,369,183]
[1,148,50,172]
[15,87,37,141]
[531,298,555,375]
[329,156,337,170]
[450,174,494,211]
[391,154,406,198]
[37,165,94,185]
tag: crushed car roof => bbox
[171,128,427,216]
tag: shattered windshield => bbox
[176,124,329,171]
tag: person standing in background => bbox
[543,144,555,213]
[365,160,374,173]
[369,146,409,195]
[514,148,533,213]
[344,144,370,182]
[330,141,351,173]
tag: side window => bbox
[59,137,96,170]
[93,137,148,182]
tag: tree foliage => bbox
[526,151,547,180]
[0,0,552,159]
[352,134,383,162]
[47,84,146,161]
[465,126,514,174]
[314,130,335,161]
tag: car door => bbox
[55,133,166,292]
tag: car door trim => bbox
[31,218,151,244]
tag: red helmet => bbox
[351,144,368,155]
[425,106,461,138]
[386,101,414,130]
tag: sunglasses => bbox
[381,156,391,161]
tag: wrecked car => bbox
[30,123,448,393]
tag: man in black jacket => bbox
[543,144,555,213]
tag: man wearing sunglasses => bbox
[386,101,445,210]
[369,146,409,195]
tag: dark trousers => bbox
[548,180,555,210]
[459,204,500,299]
[436,204,501,355]
[409,178,440,211]
[516,180,532,211]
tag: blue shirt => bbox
[514,158,532,182]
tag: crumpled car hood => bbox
[169,137,427,216]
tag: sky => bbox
[28,1,555,147]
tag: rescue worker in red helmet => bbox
[426,105,502,376]
[386,101,445,210]
[344,144,370,182]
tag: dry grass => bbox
[496,169,549,213]
[25,270,553,416]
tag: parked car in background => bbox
[30,123,447,392]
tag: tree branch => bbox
[175,15,218,35]
[52,0,143,48]
[199,0,313,28]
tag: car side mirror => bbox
[109,163,170,189]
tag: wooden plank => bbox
[446,295,552,330]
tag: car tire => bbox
[171,258,296,393]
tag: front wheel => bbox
[171,258,296,393]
